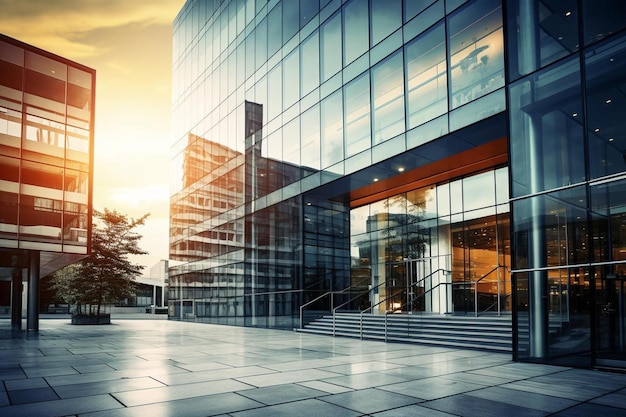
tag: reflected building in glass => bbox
[169,0,626,369]
[0,34,95,330]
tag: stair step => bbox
[300,312,513,353]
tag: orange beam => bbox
[350,137,508,208]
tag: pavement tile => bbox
[465,386,578,412]
[320,387,420,414]
[230,398,361,417]
[53,376,166,399]
[590,387,626,409]
[236,383,326,405]
[422,393,548,417]
[7,386,59,405]
[112,377,254,407]
[377,375,480,400]
[81,392,264,417]
[550,402,626,417]
[0,393,123,417]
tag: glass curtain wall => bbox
[169,0,509,329]
[508,0,626,367]
[350,167,510,315]
[0,38,92,254]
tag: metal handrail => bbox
[299,279,369,329]
[396,265,509,318]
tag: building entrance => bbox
[350,167,510,316]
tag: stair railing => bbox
[331,280,388,336]
[472,265,509,316]
[299,279,369,329]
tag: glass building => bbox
[0,34,95,330]
[169,0,626,369]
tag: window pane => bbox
[268,64,282,121]
[344,72,370,156]
[405,22,447,129]
[301,104,321,172]
[255,17,267,70]
[343,0,369,65]
[283,0,299,43]
[283,49,300,110]
[509,57,584,198]
[506,0,578,81]
[448,0,504,109]
[321,12,342,82]
[267,4,282,58]
[372,50,405,144]
[301,31,320,97]
[321,90,344,168]
[463,170,495,211]
[300,0,319,28]
[582,0,626,45]
[371,0,401,46]
[585,34,626,180]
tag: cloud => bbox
[0,0,184,58]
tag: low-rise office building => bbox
[0,34,95,330]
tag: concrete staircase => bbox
[297,312,512,352]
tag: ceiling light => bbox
[572,112,578,117]
[594,128,600,133]
[606,99,612,104]
[609,137,614,142]
[373,178,379,182]
[565,11,572,16]
[397,167,405,172]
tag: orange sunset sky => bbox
[0,0,187,272]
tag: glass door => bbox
[596,273,626,368]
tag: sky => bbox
[0,0,187,273]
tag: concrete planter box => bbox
[71,314,111,325]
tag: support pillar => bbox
[27,251,40,331]
[11,268,22,330]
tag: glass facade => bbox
[170,0,626,369]
[0,34,95,329]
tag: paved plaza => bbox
[1,316,626,416]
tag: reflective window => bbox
[0,40,24,102]
[405,22,447,129]
[321,11,342,82]
[0,105,22,144]
[513,186,588,269]
[300,0,319,28]
[448,0,504,109]
[301,104,321,172]
[405,0,437,23]
[344,72,370,157]
[283,116,300,167]
[343,0,369,66]
[300,31,320,97]
[506,0,578,81]
[591,179,626,263]
[283,0,299,43]
[245,32,256,80]
[371,0,401,46]
[585,34,626,180]
[463,170,495,212]
[268,64,282,121]
[283,49,299,110]
[267,4,282,58]
[582,0,626,46]
[321,90,343,168]
[509,57,584,198]
[372,50,405,144]
[255,17,267,70]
